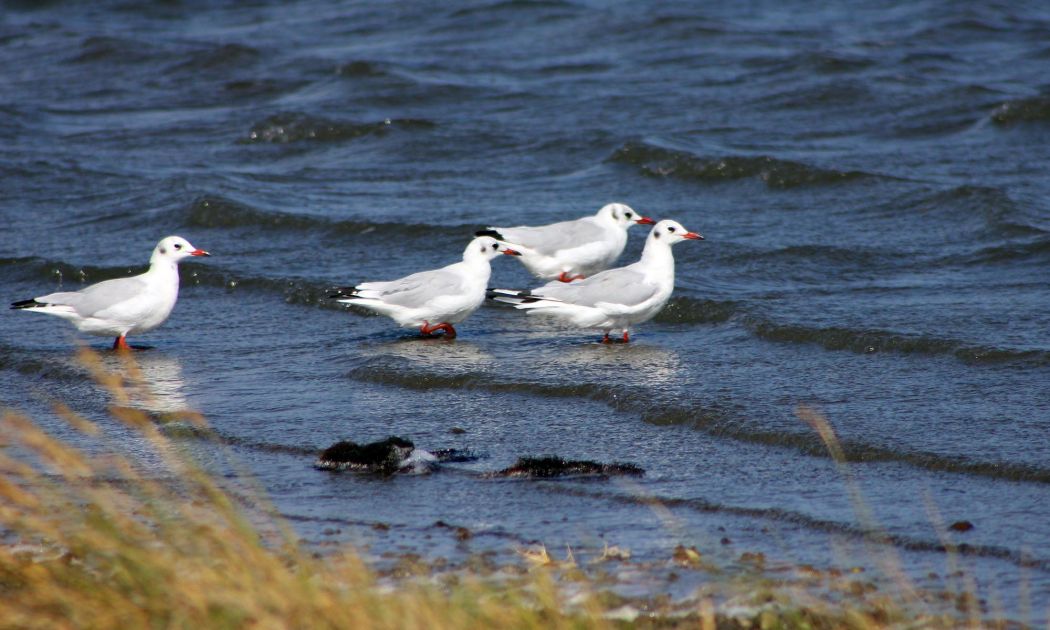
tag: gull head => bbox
[597,203,655,229]
[152,236,211,264]
[649,220,703,245]
[465,235,522,261]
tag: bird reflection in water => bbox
[86,348,200,421]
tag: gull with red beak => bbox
[491,220,702,343]
[475,202,654,282]
[329,236,520,339]
[11,235,211,350]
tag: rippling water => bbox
[3,0,1049,621]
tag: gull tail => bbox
[10,298,45,310]
[328,286,361,301]
[487,288,561,308]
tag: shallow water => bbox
[2,0,1049,621]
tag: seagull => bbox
[491,219,702,343]
[329,236,521,339]
[475,202,654,282]
[11,236,211,350]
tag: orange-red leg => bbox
[622,331,630,343]
[420,321,457,339]
[557,272,585,283]
[113,335,131,351]
[601,332,612,344]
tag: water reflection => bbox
[540,343,685,391]
[361,338,496,372]
[94,351,194,416]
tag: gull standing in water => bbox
[11,236,211,350]
[330,236,520,339]
[491,220,702,343]
[476,202,654,282]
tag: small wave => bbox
[0,256,37,269]
[743,318,1050,367]
[963,237,1050,264]
[6,258,143,286]
[335,60,388,77]
[644,407,1050,483]
[903,185,1041,239]
[0,343,89,382]
[168,43,260,73]
[182,195,459,239]
[607,141,871,189]
[990,95,1050,126]
[69,35,153,65]
[349,362,1050,484]
[551,486,1050,571]
[726,244,888,267]
[242,113,435,144]
[651,297,737,325]
[450,0,575,18]
[190,269,343,310]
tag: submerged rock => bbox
[314,437,477,474]
[491,456,644,478]
[314,436,415,473]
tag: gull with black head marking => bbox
[491,219,702,343]
[11,236,211,350]
[476,202,654,283]
[329,235,520,339]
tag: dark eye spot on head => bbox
[625,212,633,218]
[492,243,498,250]
[653,232,660,239]
[668,226,676,232]
[174,243,182,250]
[159,247,167,254]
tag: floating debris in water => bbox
[949,520,975,532]
[491,456,644,478]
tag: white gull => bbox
[329,235,520,339]
[11,236,210,350]
[476,202,653,282]
[491,220,702,343]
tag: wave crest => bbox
[991,96,1050,125]
[608,141,871,188]
[744,318,1050,366]
[652,297,737,324]
[243,113,434,144]
[348,361,1050,484]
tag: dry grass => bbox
[0,350,1019,629]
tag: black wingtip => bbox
[327,287,360,299]
[10,298,41,310]
[474,229,505,240]
[487,288,531,300]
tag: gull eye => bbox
[625,212,633,218]
[492,243,498,250]
[668,226,676,233]
[174,243,183,250]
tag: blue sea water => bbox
[2,0,1049,622]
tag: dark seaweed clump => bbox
[493,456,644,478]
[314,436,415,473]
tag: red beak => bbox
[636,216,655,225]
[190,249,211,256]
[502,248,522,256]
[683,232,704,240]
